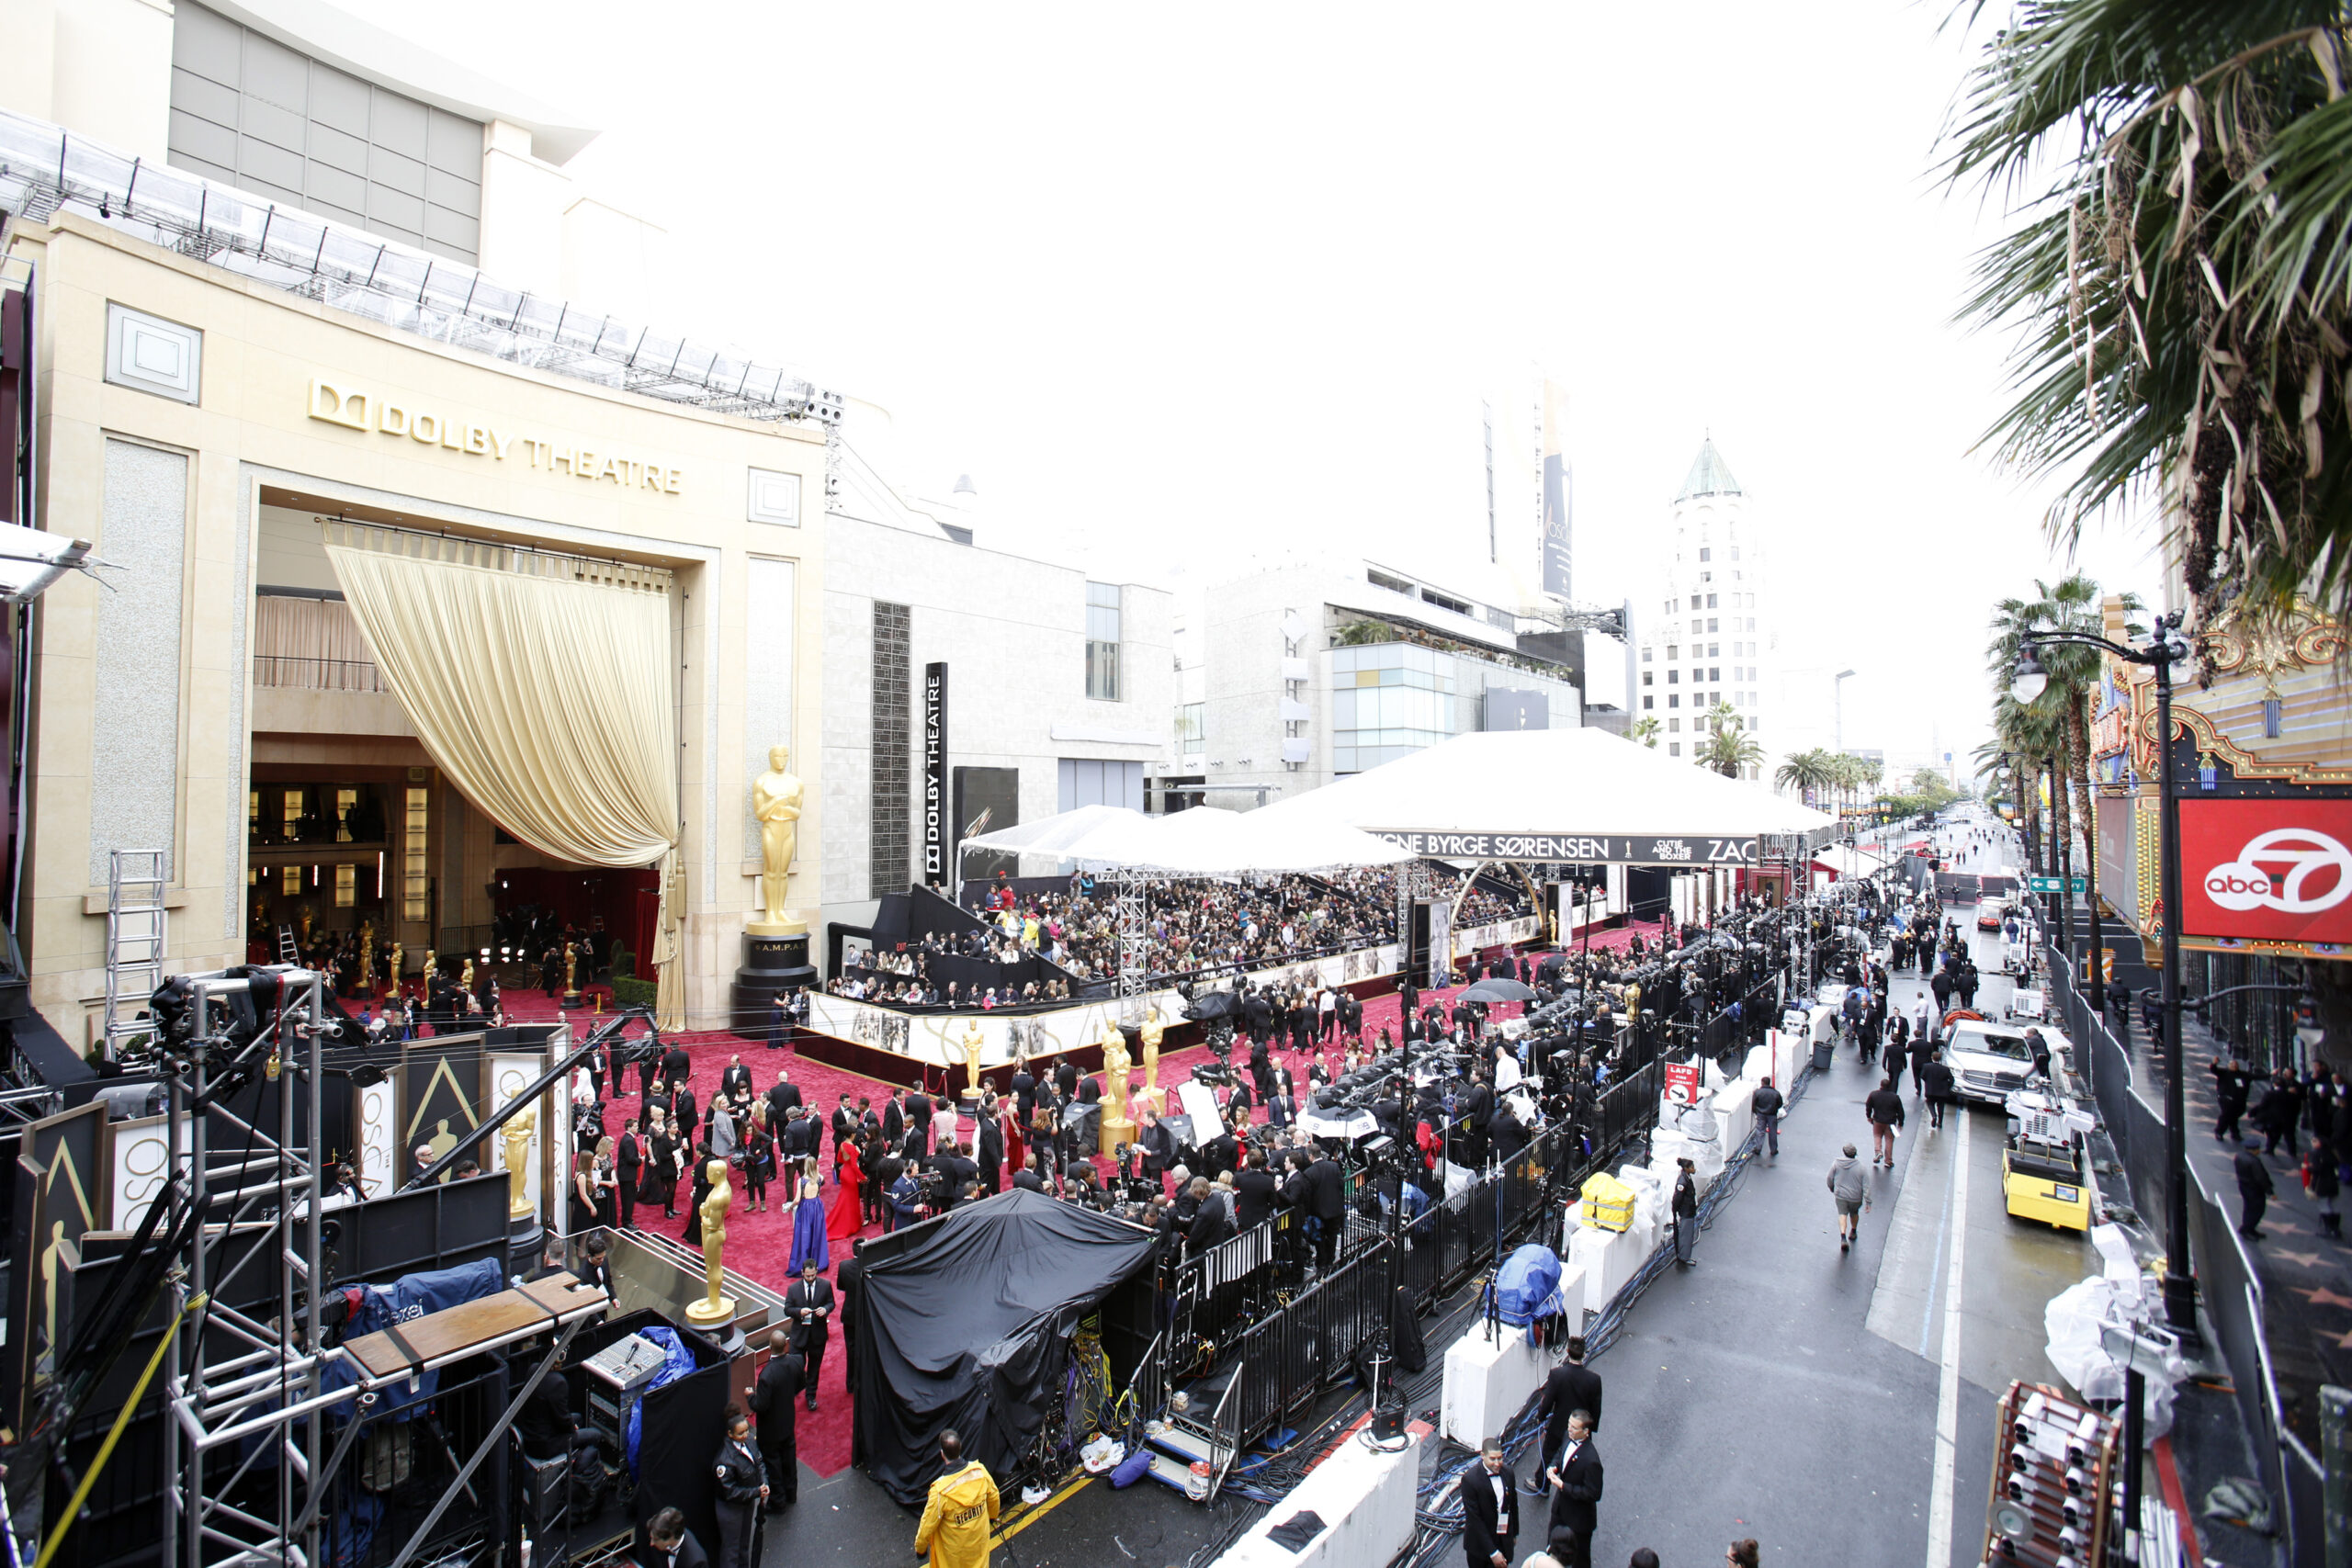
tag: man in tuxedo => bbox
[616,1116,642,1229]
[906,1083,933,1156]
[782,1260,835,1412]
[1537,1337,1603,1462]
[1009,1060,1037,1125]
[1460,1438,1519,1568]
[749,1330,802,1510]
[720,1054,754,1102]
[1053,1056,1080,1102]
[1266,1081,1298,1131]
[834,1237,865,1397]
[1234,1149,1279,1230]
[1544,1410,1603,1568]
[974,1099,1004,1193]
[829,1092,857,1157]
[1012,1154,1046,1192]
[1303,1150,1345,1268]
[1135,1110,1175,1193]
[768,1069,803,1127]
[881,1089,907,1150]
[1248,1036,1272,1100]
[672,1083,698,1143]
[661,1043,693,1091]
[1186,1178,1233,1253]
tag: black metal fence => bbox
[2047,956,2320,1563]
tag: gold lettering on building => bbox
[306,378,686,494]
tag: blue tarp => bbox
[1490,1244,1566,1332]
[322,1257,506,1416]
[625,1326,698,1478]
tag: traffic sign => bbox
[2028,875,2087,894]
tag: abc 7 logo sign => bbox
[2202,828,2352,915]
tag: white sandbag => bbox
[2041,1275,2187,1438]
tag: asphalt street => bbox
[1575,818,2087,1566]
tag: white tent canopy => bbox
[958,800,1409,876]
[1811,842,1890,879]
[1248,728,1836,866]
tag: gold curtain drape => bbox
[322,538,685,1029]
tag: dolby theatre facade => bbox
[8,207,830,1042]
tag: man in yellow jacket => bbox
[914,1428,1000,1568]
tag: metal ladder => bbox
[276,924,299,964]
[101,849,169,1062]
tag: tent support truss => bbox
[1114,865,1149,1023]
[161,969,331,1568]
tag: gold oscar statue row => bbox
[685,1158,736,1324]
[1099,1020,1136,1156]
[749,745,807,937]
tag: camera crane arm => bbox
[400,1007,658,1192]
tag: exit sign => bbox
[2027,875,2087,894]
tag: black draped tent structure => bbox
[850,1189,1159,1506]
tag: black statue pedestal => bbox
[730,931,817,1041]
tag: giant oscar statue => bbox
[750,745,806,936]
[684,1157,736,1325]
[1099,1021,1136,1156]
[730,745,818,1040]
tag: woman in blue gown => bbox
[786,1156,830,1275]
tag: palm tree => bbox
[1774,748,1833,806]
[1628,716,1662,749]
[1988,575,2145,886]
[1696,704,1765,778]
[1943,5,2352,627]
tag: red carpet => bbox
[401,924,1653,1475]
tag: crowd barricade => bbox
[2048,957,2319,1561]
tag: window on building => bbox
[1690,618,1702,633]
[1668,694,1680,707]
[1668,742,1680,757]
[334,863,356,908]
[1175,702,1204,751]
[248,790,260,839]
[334,786,358,843]
[282,865,301,895]
[1667,670,1679,683]
[1699,570,1712,583]
[1689,595,1701,611]
[1666,645,1679,660]
[1641,671,1653,686]
[1698,547,1712,561]
[1642,647,1653,662]
[1749,716,1760,732]
[1642,694,1654,709]
[403,786,429,919]
[1708,618,1719,632]
[282,786,305,842]
[1368,567,1414,594]
[1730,546,1741,560]
[1086,581,1122,700]
[1706,593,1718,608]
[1708,642,1720,657]
[1668,717,1680,732]
[1059,759,1145,811]
[1663,599,1675,616]
[1709,666,1720,681]
[1419,586,1472,615]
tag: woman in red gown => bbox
[825,1129,865,1244]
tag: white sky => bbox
[372,0,2161,773]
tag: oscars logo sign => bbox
[2201,828,2352,915]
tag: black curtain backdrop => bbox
[851,1190,1158,1505]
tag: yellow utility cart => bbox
[2001,1089,2095,1232]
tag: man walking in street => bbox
[2234,1139,2275,1240]
[1918,1054,1954,1129]
[1536,1337,1603,1461]
[1751,1076,1783,1159]
[1828,1143,1868,1253]
[1865,1076,1905,1167]
[750,1329,802,1512]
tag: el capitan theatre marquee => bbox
[2177,797,2352,954]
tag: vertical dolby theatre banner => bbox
[923,661,948,887]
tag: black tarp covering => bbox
[852,1189,1158,1505]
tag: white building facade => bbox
[1165,557,1624,811]
[1634,440,1774,779]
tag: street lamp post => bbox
[2013,614,2197,1338]
[1833,669,1855,754]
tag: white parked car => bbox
[1942,1016,2060,1105]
